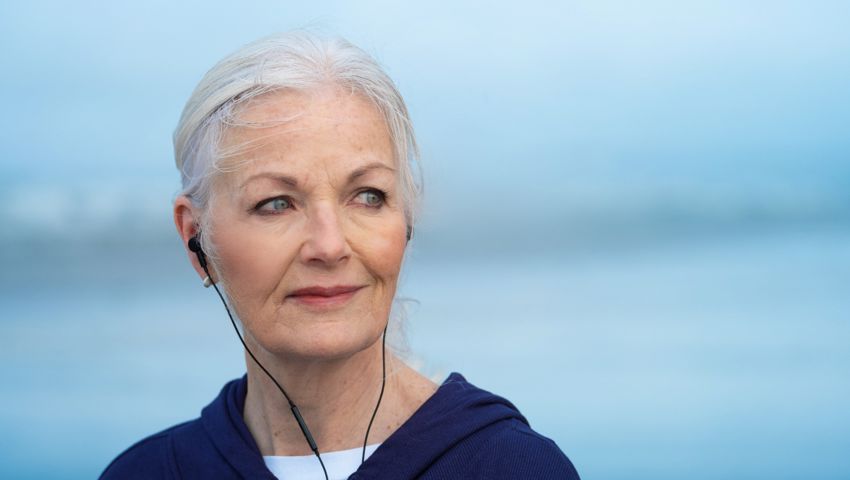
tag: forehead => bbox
[216,86,395,185]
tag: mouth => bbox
[286,285,365,309]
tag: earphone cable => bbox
[362,324,387,463]
[201,260,329,480]
[192,235,385,479]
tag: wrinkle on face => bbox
[204,85,407,360]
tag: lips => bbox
[286,285,365,309]
[288,285,364,297]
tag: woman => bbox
[100,32,579,480]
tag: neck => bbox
[243,334,395,456]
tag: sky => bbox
[1,0,848,252]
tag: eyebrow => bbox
[348,162,396,181]
[239,162,396,189]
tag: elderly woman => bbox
[100,32,579,480]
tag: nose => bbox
[299,205,350,267]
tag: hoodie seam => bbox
[167,431,182,479]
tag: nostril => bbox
[302,227,350,265]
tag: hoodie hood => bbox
[351,373,529,478]
[195,372,529,479]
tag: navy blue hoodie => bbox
[100,372,579,479]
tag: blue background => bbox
[1,1,848,478]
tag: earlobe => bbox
[188,234,216,288]
[188,235,208,270]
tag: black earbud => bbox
[188,235,208,270]
[406,225,413,242]
[187,235,202,253]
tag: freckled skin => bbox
[173,85,439,455]
[207,86,407,361]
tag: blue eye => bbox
[356,189,386,207]
[256,196,292,213]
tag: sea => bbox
[1,219,848,479]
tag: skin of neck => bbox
[242,331,435,457]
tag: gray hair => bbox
[173,31,422,258]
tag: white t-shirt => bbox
[263,444,381,480]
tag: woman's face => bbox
[206,86,407,361]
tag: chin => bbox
[261,317,385,362]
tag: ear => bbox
[173,195,215,282]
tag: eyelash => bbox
[356,188,388,208]
[252,188,389,215]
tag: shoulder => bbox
[418,372,580,479]
[469,418,580,479]
[99,420,198,480]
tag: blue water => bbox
[1,226,848,479]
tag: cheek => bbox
[211,223,292,307]
[360,222,408,288]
